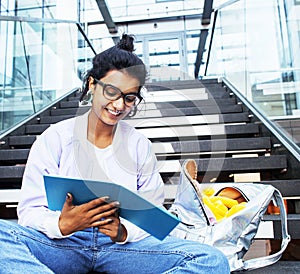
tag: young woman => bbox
[0,34,229,273]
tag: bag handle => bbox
[242,189,291,271]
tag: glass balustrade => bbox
[205,0,300,147]
[0,16,95,135]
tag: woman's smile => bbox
[106,108,123,116]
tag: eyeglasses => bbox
[94,79,142,107]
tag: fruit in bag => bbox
[226,202,247,217]
[202,190,247,222]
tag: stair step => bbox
[146,80,220,90]
[263,214,300,240]
[150,103,241,114]
[146,80,205,90]
[8,136,37,148]
[139,123,259,141]
[0,154,285,186]
[39,115,74,124]
[145,98,237,108]
[0,149,30,164]
[152,137,271,155]
[51,104,242,117]
[66,94,81,102]
[60,101,80,108]
[158,155,287,175]
[25,124,50,134]
[195,78,219,84]
[1,178,297,203]
[40,113,249,128]
[130,112,249,124]
[50,106,89,116]
[259,179,300,197]
[147,84,229,97]
[3,136,270,164]
[162,178,300,196]
[0,165,25,182]
[149,90,229,100]
[0,189,21,203]
[48,110,263,125]
[53,100,241,116]
[134,106,244,118]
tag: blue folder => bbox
[44,174,179,240]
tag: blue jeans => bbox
[0,220,229,274]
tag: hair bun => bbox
[117,34,135,52]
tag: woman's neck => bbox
[87,112,116,149]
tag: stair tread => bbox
[59,101,80,108]
[144,98,237,108]
[0,149,30,162]
[0,165,25,179]
[49,106,89,116]
[50,104,242,116]
[140,123,259,140]
[153,137,271,154]
[25,124,50,134]
[158,155,287,174]
[8,136,37,147]
[0,154,287,185]
[128,112,249,124]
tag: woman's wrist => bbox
[111,224,127,243]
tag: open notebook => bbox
[44,174,179,240]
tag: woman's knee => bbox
[174,239,230,273]
[196,244,230,272]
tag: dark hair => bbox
[80,34,147,101]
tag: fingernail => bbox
[66,193,71,199]
[113,201,120,206]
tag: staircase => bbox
[1,78,300,271]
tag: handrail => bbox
[0,15,97,56]
[0,87,80,141]
[0,15,78,24]
[203,0,242,77]
[204,9,218,77]
[76,22,97,55]
[222,77,300,162]
[19,21,36,113]
[0,85,44,91]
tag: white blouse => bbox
[17,111,165,243]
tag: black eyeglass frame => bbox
[94,79,143,107]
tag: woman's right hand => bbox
[58,193,119,236]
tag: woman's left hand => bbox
[98,214,127,242]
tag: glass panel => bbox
[0,18,95,135]
[186,31,200,77]
[0,20,33,131]
[206,0,300,147]
[148,37,182,81]
[134,40,144,62]
[0,1,16,15]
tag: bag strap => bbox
[242,189,291,271]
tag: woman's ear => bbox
[88,77,95,90]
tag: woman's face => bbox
[89,70,140,126]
